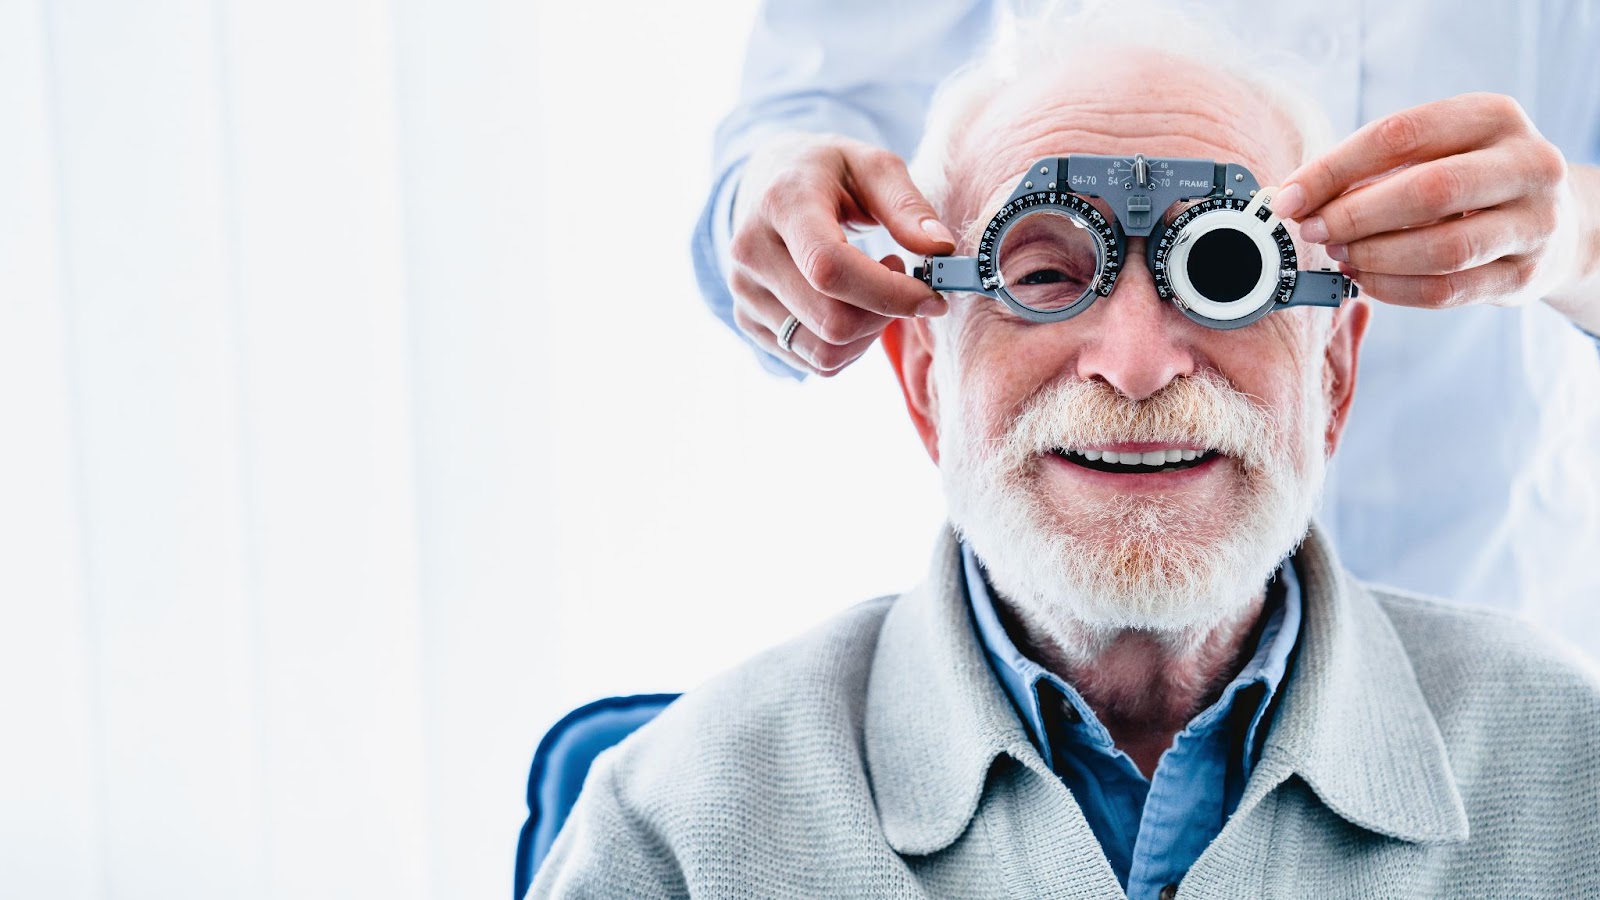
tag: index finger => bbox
[1277,93,1526,219]
[773,202,943,318]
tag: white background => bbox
[0,1,945,897]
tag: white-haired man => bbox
[533,40,1600,900]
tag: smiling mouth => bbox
[1051,447,1221,474]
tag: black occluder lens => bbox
[1187,229,1261,303]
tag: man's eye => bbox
[1017,268,1080,286]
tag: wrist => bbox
[710,160,747,284]
[1542,163,1600,333]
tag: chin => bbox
[949,451,1322,646]
[935,362,1331,649]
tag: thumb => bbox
[845,147,958,255]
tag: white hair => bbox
[909,0,1336,224]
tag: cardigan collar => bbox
[863,524,1469,856]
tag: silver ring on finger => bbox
[777,315,802,353]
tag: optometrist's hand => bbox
[728,133,956,376]
[1274,92,1600,326]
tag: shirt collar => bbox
[962,543,1301,771]
[862,525,1468,857]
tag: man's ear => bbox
[1322,299,1370,457]
[882,318,941,464]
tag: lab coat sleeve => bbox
[689,0,995,377]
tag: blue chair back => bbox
[514,693,680,899]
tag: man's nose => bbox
[1072,241,1198,401]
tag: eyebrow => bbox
[999,231,1086,259]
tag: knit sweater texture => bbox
[531,525,1600,898]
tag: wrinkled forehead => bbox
[948,54,1301,238]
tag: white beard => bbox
[936,354,1328,662]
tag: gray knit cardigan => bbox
[532,526,1600,898]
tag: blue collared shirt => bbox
[961,543,1302,897]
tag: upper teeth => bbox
[1069,448,1204,465]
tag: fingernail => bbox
[917,297,948,317]
[921,218,956,247]
[1325,242,1348,262]
[1274,184,1306,219]
[1299,216,1329,244]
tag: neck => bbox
[999,594,1267,778]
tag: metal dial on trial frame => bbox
[1110,156,1177,191]
[1150,196,1299,320]
[978,191,1124,322]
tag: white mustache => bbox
[995,371,1280,472]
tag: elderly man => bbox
[532,31,1600,900]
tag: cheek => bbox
[946,369,1019,450]
[1206,333,1326,468]
[944,311,1054,436]
[1216,315,1321,402]
[1274,366,1331,469]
